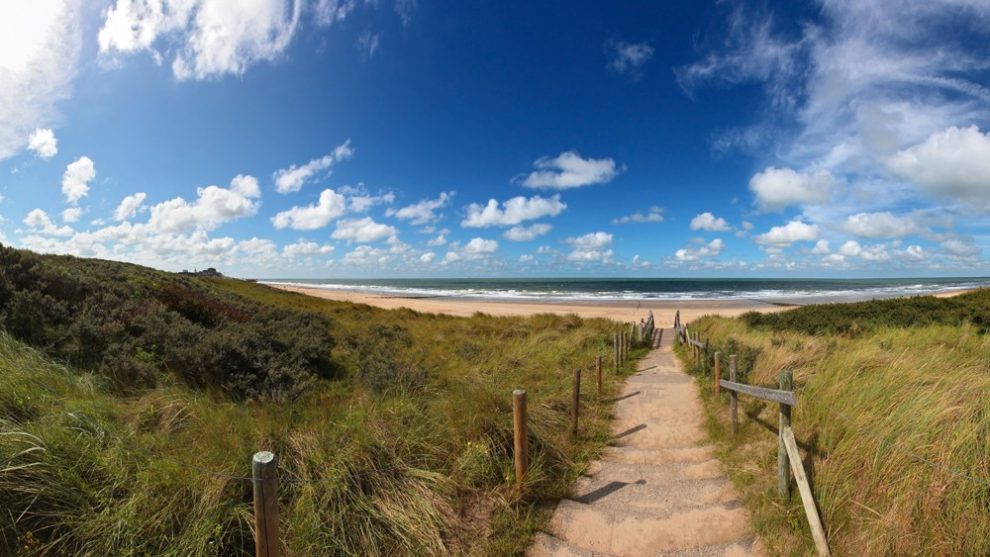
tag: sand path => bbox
[529,328,761,557]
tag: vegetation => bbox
[679,292,990,556]
[0,245,643,556]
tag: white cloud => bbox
[98,0,304,81]
[838,240,862,257]
[313,0,357,26]
[387,191,453,225]
[282,240,334,258]
[419,251,435,264]
[23,208,73,237]
[273,140,354,193]
[690,212,731,232]
[842,212,920,238]
[271,188,346,230]
[61,156,96,204]
[520,151,621,190]
[675,238,724,261]
[941,236,981,259]
[887,126,990,211]
[754,220,819,246]
[612,206,664,224]
[357,29,380,57]
[443,237,498,263]
[503,223,551,242]
[426,233,447,246]
[27,128,57,158]
[606,39,654,80]
[461,194,566,227]
[749,167,835,211]
[811,239,830,254]
[0,1,80,161]
[61,207,82,223]
[903,244,926,261]
[347,190,394,212]
[564,231,613,262]
[114,192,147,221]
[343,245,389,266]
[331,217,397,243]
[148,173,260,233]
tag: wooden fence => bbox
[673,314,830,557]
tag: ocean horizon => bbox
[259,277,990,304]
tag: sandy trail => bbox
[529,329,761,557]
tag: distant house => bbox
[179,267,223,277]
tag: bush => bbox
[0,244,336,400]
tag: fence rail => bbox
[676,314,830,557]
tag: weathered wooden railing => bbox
[676,314,830,557]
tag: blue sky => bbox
[2,0,990,278]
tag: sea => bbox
[260,277,990,305]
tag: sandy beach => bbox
[267,283,980,323]
[268,284,791,322]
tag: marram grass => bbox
[1,273,644,556]
[681,294,990,556]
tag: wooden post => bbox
[595,355,602,402]
[512,389,528,489]
[572,368,581,438]
[778,369,793,499]
[782,427,831,556]
[729,355,738,435]
[252,451,279,557]
[620,331,626,363]
[714,351,721,397]
[613,332,619,370]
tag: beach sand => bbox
[267,284,980,323]
[268,284,791,322]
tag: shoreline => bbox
[267,284,981,322]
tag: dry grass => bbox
[681,306,990,556]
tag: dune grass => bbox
[0,250,649,556]
[679,293,990,556]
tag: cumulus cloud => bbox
[749,167,835,211]
[271,188,346,230]
[838,240,891,262]
[443,237,498,263]
[98,0,304,81]
[282,240,333,258]
[273,140,354,193]
[24,208,73,237]
[690,212,731,232]
[941,236,981,259]
[612,206,664,224]
[887,126,990,211]
[675,238,724,261]
[419,251,435,264]
[61,207,82,223]
[114,192,148,221]
[61,156,96,204]
[387,191,453,225]
[842,211,920,238]
[27,128,58,158]
[331,217,397,243]
[461,194,566,227]
[520,151,621,190]
[564,231,613,262]
[754,220,819,246]
[605,39,654,80]
[503,223,551,242]
[147,173,260,233]
[811,239,830,254]
[0,1,80,161]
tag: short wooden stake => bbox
[729,355,738,435]
[572,368,581,438]
[512,389,528,489]
[595,355,602,401]
[714,351,721,397]
[252,451,279,557]
[778,369,793,499]
[613,332,619,370]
